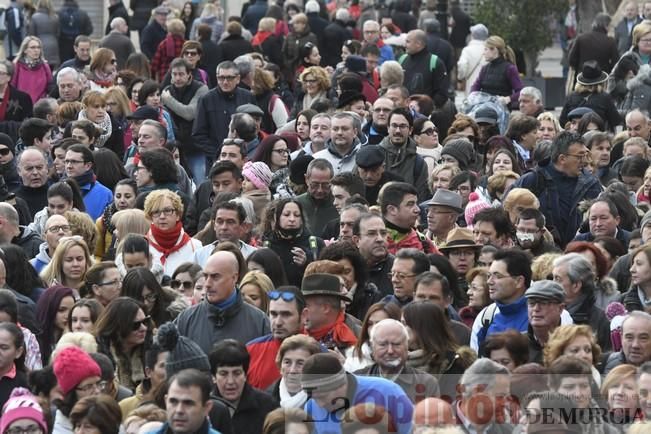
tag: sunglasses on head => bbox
[268,291,296,302]
[132,316,151,331]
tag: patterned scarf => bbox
[78,109,112,147]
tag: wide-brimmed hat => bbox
[420,189,463,214]
[576,60,608,86]
[301,273,351,302]
[438,227,482,252]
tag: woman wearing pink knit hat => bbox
[242,161,273,223]
[0,388,48,434]
[52,346,102,434]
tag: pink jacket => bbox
[11,61,52,104]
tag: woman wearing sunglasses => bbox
[95,297,152,391]
[413,117,441,175]
[87,48,118,93]
[121,267,187,328]
[170,262,202,302]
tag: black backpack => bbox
[59,6,79,38]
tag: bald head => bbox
[406,30,427,55]
[204,251,240,304]
[370,318,409,344]
[111,17,128,33]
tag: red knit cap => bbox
[53,346,101,395]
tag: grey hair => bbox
[369,318,409,344]
[623,311,651,332]
[16,147,47,168]
[141,119,167,142]
[110,17,126,30]
[56,67,81,84]
[234,55,255,78]
[306,158,334,178]
[552,253,594,287]
[341,203,369,214]
[520,86,542,104]
[0,203,19,226]
[592,13,611,32]
[335,8,350,21]
[459,359,510,399]
[230,197,255,225]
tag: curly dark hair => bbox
[140,148,178,185]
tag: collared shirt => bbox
[456,401,493,434]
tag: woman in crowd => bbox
[40,237,93,291]
[121,267,186,328]
[430,164,460,195]
[35,285,76,364]
[2,244,45,303]
[240,270,274,313]
[0,323,28,409]
[175,40,209,85]
[262,408,313,434]
[344,302,402,372]
[137,80,175,142]
[253,68,289,134]
[144,190,202,277]
[87,48,118,93]
[544,324,603,387]
[69,395,122,434]
[625,244,651,312]
[483,329,530,371]
[28,0,59,69]
[84,262,122,307]
[246,248,288,288]
[189,2,223,43]
[104,87,132,150]
[11,36,53,105]
[609,20,651,100]
[95,297,152,391]
[262,198,325,287]
[170,262,202,301]
[601,364,640,431]
[577,111,606,135]
[413,117,441,175]
[67,299,104,334]
[594,236,628,272]
[252,135,291,193]
[179,1,196,39]
[252,17,283,68]
[458,267,491,328]
[319,241,383,321]
[471,35,522,109]
[281,13,317,78]
[537,111,562,141]
[403,301,475,399]
[0,388,48,434]
[51,346,103,434]
[269,334,321,408]
[505,115,539,171]
[127,78,145,112]
[78,91,124,159]
[293,109,316,147]
[150,19,186,82]
[290,66,332,118]
[95,179,138,261]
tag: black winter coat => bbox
[130,0,157,31]
[140,20,166,60]
[105,1,129,35]
[214,384,278,434]
[322,20,352,67]
[569,292,612,352]
[263,231,325,287]
[219,34,254,61]
[560,91,622,131]
[0,85,32,122]
[569,30,618,74]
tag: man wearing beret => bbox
[301,273,357,352]
[525,280,572,363]
[355,144,403,206]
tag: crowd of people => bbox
[4,0,651,433]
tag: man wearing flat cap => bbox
[355,144,403,206]
[525,280,572,363]
[422,189,463,247]
[302,353,414,434]
[301,273,357,352]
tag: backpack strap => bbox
[476,303,498,355]
[429,53,438,72]
[413,153,425,184]
[398,53,407,65]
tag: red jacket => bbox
[246,334,281,390]
[151,34,185,81]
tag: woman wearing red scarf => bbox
[143,189,201,277]
[87,48,118,93]
[151,19,186,82]
[252,17,283,68]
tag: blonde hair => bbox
[167,18,186,36]
[574,83,604,94]
[379,61,404,90]
[633,21,651,47]
[258,17,276,33]
[17,36,45,63]
[543,324,601,367]
[143,189,184,221]
[531,252,561,281]
[240,270,274,313]
[624,136,648,158]
[484,35,516,64]
[124,403,167,426]
[104,87,131,117]
[65,210,98,252]
[628,421,651,434]
[487,170,520,199]
[503,188,540,223]
[291,13,308,25]
[112,209,149,248]
[252,68,275,95]
[82,90,107,109]
[41,237,94,287]
[536,111,562,134]
[51,332,98,361]
[299,66,330,92]
[430,164,460,192]
[600,364,637,403]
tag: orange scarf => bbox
[307,311,357,347]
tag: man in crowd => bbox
[30,214,71,273]
[355,144,402,206]
[192,61,256,181]
[99,17,134,69]
[295,158,338,235]
[379,182,434,254]
[615,1,643,55]
[160,369,219,434]
[525,280,570,363]
[380,108,430,201]
[639,362,651,420]
[384,248,430,307]
[229,113,260,160]
[514,208,559,255]
[321,172,365,240]
[439,228,481,295]
[518,87,544,118]
[401,29,449,108]
[292,113,331,158]
[15,148,49,219]
[354,213,394,297]
[64,144,112,220]
[247,286,305,390]
[175,251,270,355]
[626,109,651,142]
[362,20,394,64]
[354,318,440,402]
[573,198,631,248]
[58,35,92,72]
[362,98,394,145]
[141,6,169,60]
[313,112,361,175]
[422,189,463,247]
[605,311,651,374]
[472,208,514,249]
[218,139,246,170]
[193,201,256,266]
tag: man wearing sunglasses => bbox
[247,286,305,390]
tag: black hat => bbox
[289,154,313,185]
[0,133,15,155]
[355,145,385,169]
[567,107,594,120]
[474,107,498,125]
[127,105,159,121]
[0,176,15,202]
[301,273,351,302]
[345,55,367,74]
[156,322,211,377]
[576,60,608,86]
[337,91,366,109]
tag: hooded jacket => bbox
[29,241,50,274]
[379,136,431,201]
[312,138,361,175]
[14,225,42,259]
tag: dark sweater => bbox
[15,184,48,219]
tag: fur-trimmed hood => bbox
[627,64,651,91]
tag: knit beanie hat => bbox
[242,161,273,190]
[53,346,102,396]
[0,133,15,155]
[441,138,473,170]
[0,388,47,434]
[157,322,211,377]
[641,209,651,231]
[289,154,314,185]
[465,192,491,227]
